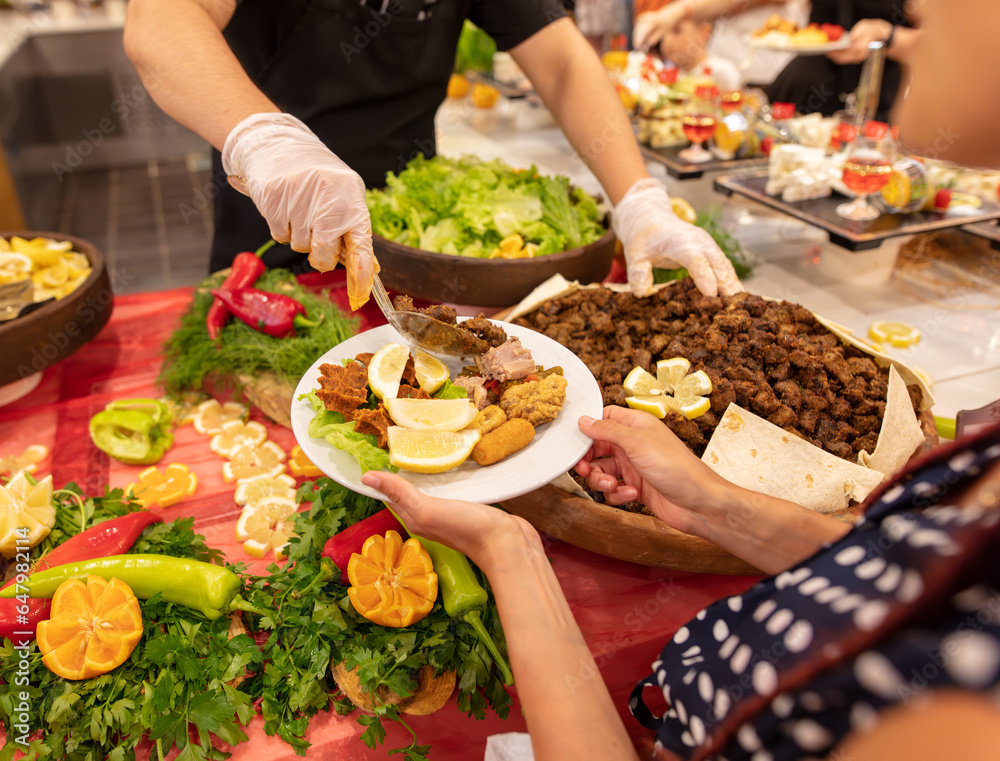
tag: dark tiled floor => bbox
[44,154,215,295]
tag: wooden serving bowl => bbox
[499,485,760,575]
[372,228,617,307]
[0,231,112,387]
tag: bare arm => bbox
[362,472,641,761]
[509,18,650,205]
[893,0,1000,168]
[123,0,279,150]
[826,19,921,66]
[633,0,788,50]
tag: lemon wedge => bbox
[387,427,481,473]
[413,349,449,394]
[236,496,297,559]
[368,343,411,401]
[0,472,55,557]
[625,395,677,419]
[384,398,478,431]
[868,320,920,349]
[670,197,697,225]
[623,357,713,420]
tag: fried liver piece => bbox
[499,374,568,427]
[514,278,920,461]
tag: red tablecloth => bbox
[0,274,759,760]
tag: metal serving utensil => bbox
[370,274,489,357]
[0,279,33,323]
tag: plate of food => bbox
[751,17,849,53]
[290,316,604,504]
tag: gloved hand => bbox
[222,112,378,310]
[612,178,743,298]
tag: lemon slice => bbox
[193,399,247,435]
[879,170,911,209]
[237,496,297,559]
[234,473,297,506]
[868,320,921,349]
[623,366,661,397]
[674,395,711,419]
[387,427,481,473]
[656,357,692,392]
[625,394,677,419]
[0,472,55,557]
[223,441,287,483]
[0,252,32,273]
[210,420,268,457]
[384,398,478,431]
[413,350,449,394]
[368,343,411,401]
[670,197,697,225]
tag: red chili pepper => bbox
[321,509,407,576]
[211,287,323,338]
[206,240,276,341]
[0,511,163,646]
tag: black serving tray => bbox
[714,171,1000,251]
[641,144,768,180]
[962,220,1000,250]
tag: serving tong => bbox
[370,275,489,357]
[0,279,48,323]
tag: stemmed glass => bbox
[679,86,719,163]
[836,137,896,221]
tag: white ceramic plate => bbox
[751,35,850,54]
[291,320,604,503]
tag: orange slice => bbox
[222,441,287,483]
[288,445,323,478]
[36,575,143,680]
[192,399,247,436]
[209,420,268,457]
[125,463,198,509]
[0,444,49,477]
[347,530,438,628]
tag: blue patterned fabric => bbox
[631,433,1000,761]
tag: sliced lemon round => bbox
[671,197,697,225]
[384,398,478,431]
[623,366,661,397]
[192,399,247,435]
[368,343,411,401]
[223,441,287,483]
[868,320,921,349]
[0,472,55,557]
[413,349,449,394]
[238,496,297,559]
[209,420,268,457]
[625,395,677,419]
[234,473,297,506]
[387,427,480,473]
[0,252,32,273]
[656,357,692,393]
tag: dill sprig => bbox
[158,269,358,395]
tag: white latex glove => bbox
[222,112,378,310]
[632,7,684,53]
[612,178,743,298]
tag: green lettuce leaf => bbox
[299,390,394,473]
[432,380,469,400]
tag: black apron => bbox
[764,0,909,122]
[210,0,471,272]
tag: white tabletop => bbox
[434,99,1000,421]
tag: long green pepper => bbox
[385,505,514,685]
[0,554,265,621]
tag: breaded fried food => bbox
[499,374,568,426]
[466,405,506,436]
[472,418,534,466]
[316,361,369,416]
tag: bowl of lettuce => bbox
[366,154,616,306]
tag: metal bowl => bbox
[0,231,112,388]
[372,228,617,307]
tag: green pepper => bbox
[89,398,174,465]
[385,504,514,685]
[0,554,265,621]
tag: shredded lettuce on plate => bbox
[366,154,606,256]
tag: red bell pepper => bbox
[206,240,276,341]
[321,509,407,576]
[211,287,323,338]
[0,511,163,646]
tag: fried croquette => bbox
[472,418,535,466]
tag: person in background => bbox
[124,0,742,308]
[357,7,1000,757]
[633,0,801,88]
[656,15,745,92]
